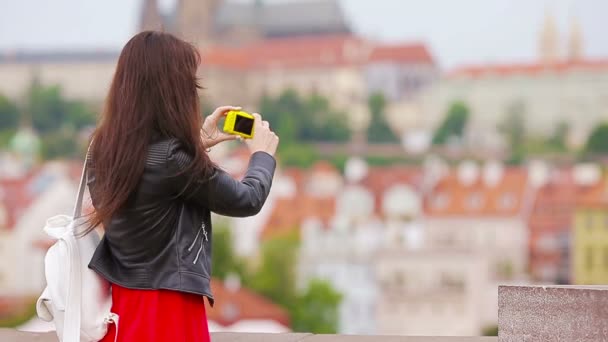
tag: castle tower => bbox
[139,0,163,32]
[539,11,559,65]
[568,16,584,61]
[176,0,221,47]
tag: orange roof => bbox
[424,168,528,217]
[574,177,608,209]
[528,169,579,230]
[311,160,339,174]
[0,295,35,318]
[207,278,290,327]
[0,174,36,230]
[449,59,608,78]
[361,166,423,216]
[261,195,335,240]
[369,43,433,64]
[202,35,434,70]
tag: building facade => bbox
[418,13,608,150]
[422,161,533,282]
[572,172,608,285]
[375,248,490,336]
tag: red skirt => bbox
[101,284,211,342]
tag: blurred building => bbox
[0,162,81,296]
[200,35,437,134]
[207,276,290,333]
[571,166,608,285]
[0,51,117,103]
[422,161,532,282]
[0,1,437,140]
[296,161,425,334]
[526,164,581,284]
[419,13,608,150]
[140,0,351,47]
[375,248,490,336]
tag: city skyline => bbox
[0,0,606,68]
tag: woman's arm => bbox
[168,142,276,217]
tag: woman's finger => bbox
[262,120,270,128]
[219,133,238,142]
[212,106,241,119]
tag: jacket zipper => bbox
[188,221,208,264]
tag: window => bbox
[604,247,608,271]
[586,212,594,231]
[466,192,484,210]
[586,247,594,272]
[394,271,406,288]
[499,193,516,210]
[432,193,450,210]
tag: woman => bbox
[86,31,279,341]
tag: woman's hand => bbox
[245,113,279,156]
[201,106,241,149]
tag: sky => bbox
[0,0,606,69]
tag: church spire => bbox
[568,16,583,62]
[176,0,221,47]
[139,0,163,32]
[539,10,559,65]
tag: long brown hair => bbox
[87,31,213,231]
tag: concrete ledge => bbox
[0,329,496,341]
[499,285,608,341]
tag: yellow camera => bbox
[223,110,255,139]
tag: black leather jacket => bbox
[87,138,276,305]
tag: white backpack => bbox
[36,153,119,342]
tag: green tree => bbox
[40,129,81,160]
[246,232,299,308]
[367,93,399,143]
[0,94,19,132]
[28,81,66,133]
[482,325,499,336]
[211,225,247,281]
[259,89,351,144]
[546,121,569,151]
[64,101,96,129]
[499,101,527,164]
[291,279,342,333]
[432,101,470,145]
[27,79,95,134]
[277,144,319,168]
[245,232,342,333]
[585,123,608,155]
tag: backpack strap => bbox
[72,144,90,219]
[63,143,91,342]
[62,232,82,342]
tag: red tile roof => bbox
[202,35,434,70]
[207,278,290,328]
[574,177,608,209]
[0,295,36,319]
[361,166,423,216]
[449,59,608,78]
[424,168,528,217]
[261,165,425,239]
[0,174,36,230]
[527,169,582,282]
[369,43,434,64]
[261,195,335,240]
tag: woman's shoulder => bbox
[149,137,193,170]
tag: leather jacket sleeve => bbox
[167,141,276,217]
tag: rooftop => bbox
[202,35,434,70]
[448,59,608,78]
[215,0,351,38]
